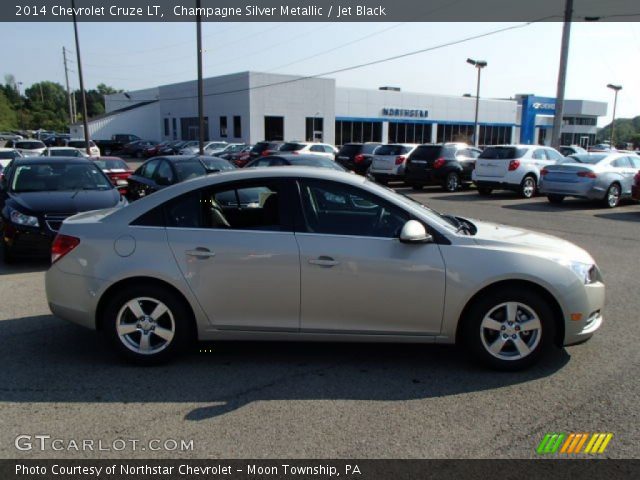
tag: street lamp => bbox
[467,58,487,146]
[606,84,622,148]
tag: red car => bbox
[632,170,640,201]
[93,157,133,196]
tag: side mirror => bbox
[399,220,433,244]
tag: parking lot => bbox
[0,183,639,459]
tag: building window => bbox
[306,117,324,141]
[335,121,382,145]
[172,118,177,139]
[264,116,284,141]
[181,117,209,141]
[163,118,169,137]
[233,116,242,138]
[477,125,513,146]
[389,122,432,144]
[220,116,228,138]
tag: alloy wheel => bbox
[479,302,542,361]
[522,177,536,198]
[607,184,620,208]
[446,173,460,192]
[116,297,175,355]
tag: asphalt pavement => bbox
[0,186,638,459]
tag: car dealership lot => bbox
[0,188,638,459]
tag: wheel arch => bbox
[455,279,565,347]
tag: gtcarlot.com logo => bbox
[536,433,613,455]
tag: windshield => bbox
[479,146,528,159]
[201,158,235,171]
[174,160,207,181]
[10,163,113,192]
[280,143,306,152]
[16,141,45,150]
[567,154,606,164]
[94,159,130,170]
[376,144,412,155]
[293,157,346,171]
[48,149,83,157]
[67,140,96,148]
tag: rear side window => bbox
[376,145,411,155]
[338,144,362,156]
[479,147,527,159]
[611,158,631,168]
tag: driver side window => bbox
[299,180,409,238]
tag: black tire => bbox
[477,187,493,196]
[102,284,194,365]
[442,172,461,192]
[547,194,565,204]
[602,183,621,208]
[461,287,556,371]
[411,184,424,191]
[520,175,537,199]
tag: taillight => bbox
[261,150,271,156]
[395,155,406,165]
[577,171,597,179]
[51,234,80,264]
[540,168,549,176]
[433,158,446,169]
[354,154,365,164]
[508,160,520,171]
[291,150,300,155]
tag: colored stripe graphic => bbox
[538,433,613,455]
[537,433,565,454]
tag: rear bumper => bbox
[46,266,101,330]
[473,179,519,191]
[539,180,603,200]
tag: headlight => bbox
[10,209,39,227]
[116,179,129,186]
[555,259,598,284]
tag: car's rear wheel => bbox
[103,285,194,365]
[603,183,621,208]
[477,187,493,196]
[547,194,565,204]
[462,288,555,370]
[520,175,537,199]
[443,172,461,192]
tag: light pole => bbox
[466,58,487,146]
[550,0,573,148]
[606,84,622,148]
[71,0,90,155]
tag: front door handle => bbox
[186,247,216,259]
[309,256,339,267]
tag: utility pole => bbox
[62,47,74,129]
[466,58,487,146]
[607,84,622,148]
[71,0,91,155]
[550,0,573,148]
[196,0,205,155]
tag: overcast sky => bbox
[2,21,639,126]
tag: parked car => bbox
[180,141,227,156]
[94,134,142,156]
[212,143,248,159]
[0,157,125,262]
[249,141,284,159]
[45,147,89,158]
[559,145,587,157]
[45,167,604,369]
[472,145,564,198]
[4,139,46,157]
[405,143,482,192]
[199,157,236,173]
[540,153,640,208]
[225,146,253,166]
[121,140,159,159]
[143,141,172,158]
[156,140,188,156]
[0,132,23,142]
[42,133,71,147]
[278,142,338,160]
[588,144,613,153]
[126,155,221,200]
[66,139,101,158]
[93,157,133,196]
[368,143,419,184]
[334,142,381,175]
[0,148,23,168]
[632,170,640,201]
[245,154,347,171]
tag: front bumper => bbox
[562,281,605,346]
[2,223,53,259]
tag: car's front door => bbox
[295,179,446,335]
[166,178,301,331]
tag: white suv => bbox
[368,143,419,184]
[66,139,101,158]
[473,145,564,198]
[278,142,338,159]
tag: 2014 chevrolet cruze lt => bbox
[45,167,604,370]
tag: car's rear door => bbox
[166,178,301,331]
[295,178,446,335]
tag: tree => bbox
[0,90,17,130]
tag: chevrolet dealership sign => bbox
[381,108,429,118]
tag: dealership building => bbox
[71,71,607,148]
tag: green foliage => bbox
[0,90,17,130]
[597,116,640,147]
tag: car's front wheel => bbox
[462,288,555,370]
[103,285,194,365]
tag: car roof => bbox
[47,146,79,150]
[13,156,93,165]
[263,153,331,161]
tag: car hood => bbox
[9,189,122,215]
[470,219,593,263]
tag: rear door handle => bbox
[186,248,216,259]
[309,256,340,267]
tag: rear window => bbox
[67,140,96,148]
[376,145,412,155]
[280,143,306,152]
[410,145,454,161]
[337,144,362,156]
[479,147,527,159]
[174,160,207,181]
[567,154,606,165]
[16,141,45,149]
[361,143,381,154]
[94,159,130,170]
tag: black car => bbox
[249,141,284,159]
[121,140,159,159]
[0,157,125,262]
[404,144,482,191]
[334,142,381,174]
[245,154,346,171]
[157,140,188,156]
[126,155,234,201]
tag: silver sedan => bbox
[45,167,604,370]
[540,152,640,207]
